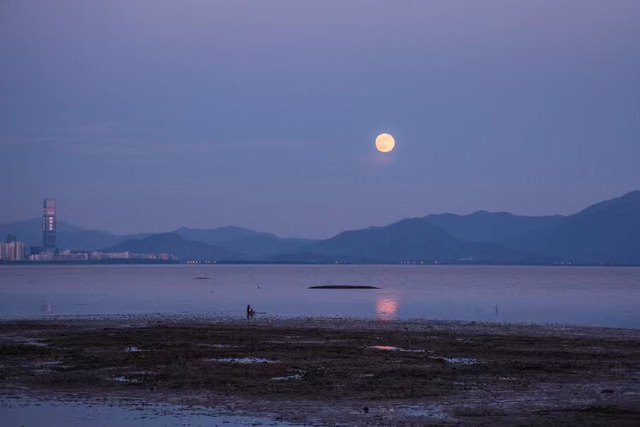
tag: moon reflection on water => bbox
[376,297,398,320]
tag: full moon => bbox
[375,133,395,153]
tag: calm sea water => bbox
[0,265,639,328]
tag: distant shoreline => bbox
[0,259,179,266]
[1,260,639,266]
[2,315,639,334]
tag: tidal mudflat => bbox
[1,317,639,425]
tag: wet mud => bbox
[1,318,639,425]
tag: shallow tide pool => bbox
[0,395,299,427]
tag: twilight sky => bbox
[1,0,639,238]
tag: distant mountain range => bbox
[0,220,317,262]
[1,191,639,264]
[0,218,152,251]
[106,227,316,262]
[173,227,315,260]
[508,191,640,263]
[107,233,241,262]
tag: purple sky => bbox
[1,1,639,238]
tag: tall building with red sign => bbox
[43,198,56,252]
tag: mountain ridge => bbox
[105,233,242,262]
[2,191,639,264]
[508,191,640,262]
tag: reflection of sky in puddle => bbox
[435,357,479,365]
[2,265,640,328]
[0,396,297,426]
[368,345,424,353]
[206,357,278,364]
[271,374,302,380]
[113,376,140,383]
[399,404,449,419]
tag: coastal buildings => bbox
[53,250,89,261]
[0,240,27,261]
[88,251,176,261]
[0,199,177,263]
[42,198,56,252]
[27,250,177,262]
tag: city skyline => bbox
[2,1,639,239]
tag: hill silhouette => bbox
[173,226,315,260]
[105,233,240,262]
[2,191,639,264]
[301,218,468,262]
[297,218,536,263]
[509,191,640,262]
[424,211,565,242]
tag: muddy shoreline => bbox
[1,317,640,425]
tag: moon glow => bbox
[375,133,395,153]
